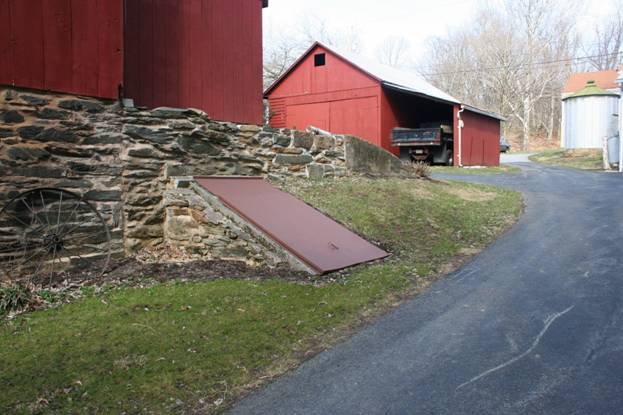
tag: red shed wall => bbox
[0,0,123,99]
[125,0,265,125]
[453,106,501,167]
[380,89,400,155]
[267,46,382,146]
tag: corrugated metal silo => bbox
[562,80,620,149]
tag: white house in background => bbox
[561,70,620,150]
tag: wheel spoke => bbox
[21,245,48,267]
[39,190,52,227]
[59,199,84,236]
[56,190,64,228]
[19,197,47,230]
[1,189,111,284]
[2,211,32,228]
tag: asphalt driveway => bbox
[230,162,623,415]
[501,153,535,163]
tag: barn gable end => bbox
[266,45,383,145]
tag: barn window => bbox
[314,53,326,67]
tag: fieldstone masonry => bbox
[161,179,316,271]
[0,87,407,266]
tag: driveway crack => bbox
[456,305,575,391]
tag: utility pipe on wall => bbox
[457,105,465,167]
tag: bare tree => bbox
[263,15,363,89]
[299,14,362,53]
[421,0,579,150]
[376,36,411,68]
[338,26,363,54]
[584,3,623,71]
[263,35,303,89]
[503,0,578,150]
[299,14,332,46]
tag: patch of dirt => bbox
[446,187,497,202]
[18,243,318,289]
[459,247,483,256]
[26,257,316,289]
[4,258,318,319]
[100,258,316,285]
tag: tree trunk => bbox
[547,93,555,143]
[522,100,531,151]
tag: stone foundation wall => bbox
[1,87,405,263]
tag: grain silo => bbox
[562,80,620,149]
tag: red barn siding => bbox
[269,97,287,128]
[268,46,382,146]
[6,1,45,90]
[0,0,12,87]
[287,102,330,132]
[2,0,265,124]
[454,107,501,167]
[330,96,379,143]
[380,90,400,155]
[0,0,123,99]
[268,46,378,99]
[280,96,380,145]
[124,0,265,125]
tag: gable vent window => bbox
[314,53,326,67]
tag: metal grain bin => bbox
[608,135,620,165]
[562,80,620,149]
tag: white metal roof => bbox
[326,44,461,105]
[265,42,505,120]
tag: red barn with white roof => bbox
[265,42,504,166]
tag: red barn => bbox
[265,42,504,166]
[0,0,267,125]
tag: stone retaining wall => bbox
[162,179,315,271]
[1,87,406,263]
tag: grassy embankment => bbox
[0,177,522,414]
[529,149,604,170]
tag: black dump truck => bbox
[392,123,454,165]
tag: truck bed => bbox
[392,127,442,146]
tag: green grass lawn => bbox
[430,164,521,175]
[529,149,604,170]
[0,178,522,414]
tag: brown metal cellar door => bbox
[195,177,390,275]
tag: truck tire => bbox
[446,150,453,166]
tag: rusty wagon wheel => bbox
[0,188,111,286]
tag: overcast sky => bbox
[264,0,620,62]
